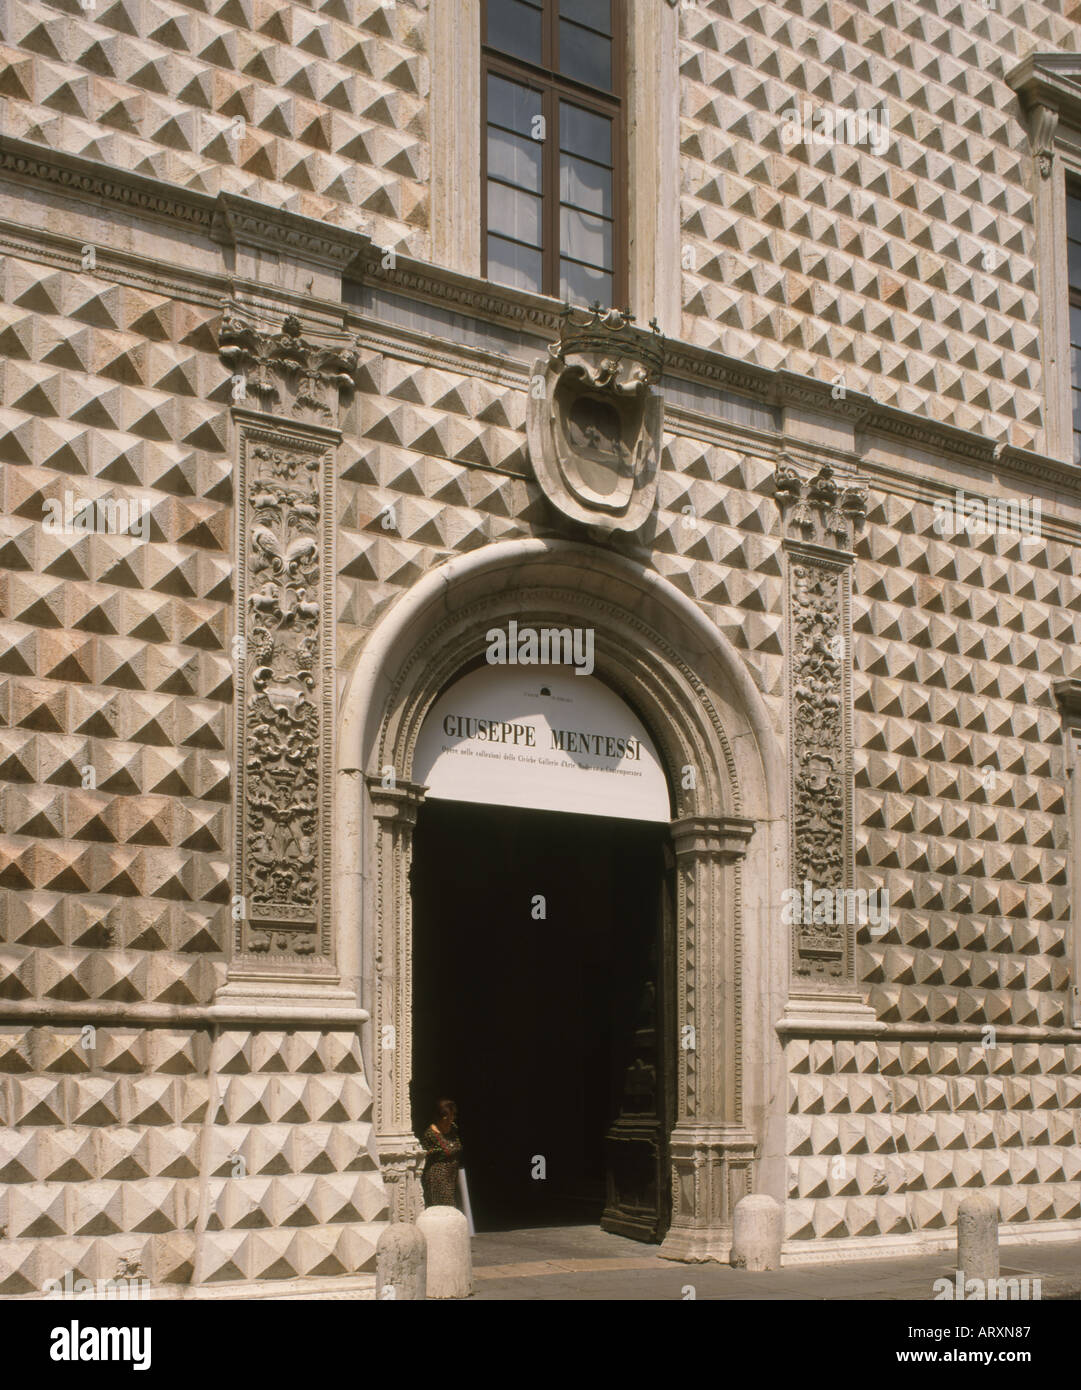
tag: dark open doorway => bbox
[411,799,672,1238]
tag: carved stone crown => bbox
[549,305,665,387]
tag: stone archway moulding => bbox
[335,538,788,1262]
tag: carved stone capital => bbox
[671,814,756,862]
[366,778,427,826]
[377,1133,426,1224]
[1007,54,1081,179]
[218,304,360,428]
[775,460,866,552]
[1053,680,1081,726]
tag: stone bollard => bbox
[729,1194,783,1271]
[957,1193,999,1285]
[376,1222,427,1301]
[416,1206,473,1299]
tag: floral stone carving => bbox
[527,306,665,534]
[241,440,326,955]
[777,463,865,983]
[220,309,357,961]
[790,562,847,977]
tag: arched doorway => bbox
[409,661,675,1238]
[335,539,787,1262]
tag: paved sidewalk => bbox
[467,1226,1081,1301]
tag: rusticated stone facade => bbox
[1,0,1080,1297]
[678,0,1080,450]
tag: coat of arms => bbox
[526,306,665,535]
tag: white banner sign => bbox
[413,666,670,822]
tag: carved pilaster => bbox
[368,777,428,1221]
[660,814,757,1263]
[221,306,358,971]
[776,463,876,1021]
[1053,682,1081,1027]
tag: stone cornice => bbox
[0,133,219,233]
[0,999,366,1025]
[352,249,1081,494]
[775,1017,1081,1041]
[215,193,363,268]
[349,241,565,335]
[0,133,371,269]
[3,132,1081,494]
[1007,52,1081,132]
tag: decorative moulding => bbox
[0,132,219,234]
[5,132,1081,491]
[213,193,363,268]
[1008,55,1081,179]
[526,306,665,535]
[1008,53,1081,134]
[348,240,566,336]
[0,133,372,269]
[348,244,1081,490]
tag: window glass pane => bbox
[1073,347,1081,390]
[560,258,612,307]
[489,127,542,192]
[486,0,542,64]
[1070,238,1081,291]
[1071,305,1081,349]
[489,234,543,293]
[1074,386,1081,428]
[560,153,612,216]
[488,181,542,247]
[558,20,612,89]
[560,0,611,35]
[560,206,612,268]
[560,102,612,163]
[488,74,542,136]
[1068,190,1081,244]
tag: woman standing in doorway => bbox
[420,1097,463,1208]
